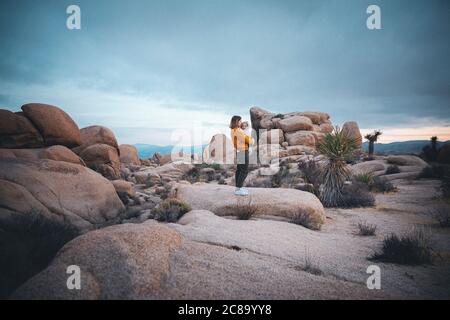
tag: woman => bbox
[230,115,253,196]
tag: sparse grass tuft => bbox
[225,198,260,220]
[152,198,191,222]
[353,172,375,186]
[370,228,433,265]
[301,248,323,275]
[357,220,377,236]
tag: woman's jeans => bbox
[235,150,249,188]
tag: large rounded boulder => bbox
[0,109,44,148]
[174,183,326,230]
[119,144,140,165]
[12,222,183,300]
[21,103,81,148]
[39,145,85,166]
[0,158,125,232]
[342,121,362,148]
[73,125,119,154]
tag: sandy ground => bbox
[164,179,450,299]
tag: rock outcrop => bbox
[250,107,339,161]
[174,183,326,230]
[351,155,428,180]
[0,158,125,232]
[12,217,382,299]
[133,161,194,185]
[21,103,82,148]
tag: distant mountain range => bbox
[135,140,450,158]
[135,144,206,159]
[362,140,449,155]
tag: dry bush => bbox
[225,198,260,220]
[152,198,192,222]
[357,220,377,236]
[370,228,433,265]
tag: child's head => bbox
[241,121,249,130]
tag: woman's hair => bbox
[229,115,242,129]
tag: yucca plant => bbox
[317,126,358,207]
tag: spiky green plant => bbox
[364,130,382,157]
[317,126,358,207]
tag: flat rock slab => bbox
[174,183,325,230]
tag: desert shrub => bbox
[225,199,260,220]
[274,113,285,119]
[152,198,191,222]
[352,172,374,186]
[158,181,173,200]
[246,177,272,188]
[357,220,377,236]
[183,163,225,184]
[385,164,401,175]
[317,127,358,207]
[370,228,433,265]
[340,182,375,208]
[271,165,290,188]
[371,176,396,193]
[0,210,79,299]
[182,167,201,183]
[430,204,450,227]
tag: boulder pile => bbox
[250,107,362,162]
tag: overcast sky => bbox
[1,0,449,145]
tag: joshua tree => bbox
[317,126,358,207]
[364,130,382,158]
[422,136,439,162]
[431,136,438,151]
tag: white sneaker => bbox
[241,187,248,192]
[234,188,249,196]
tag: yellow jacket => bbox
[231,128,253,151]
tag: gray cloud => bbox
[0,0,449,143]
